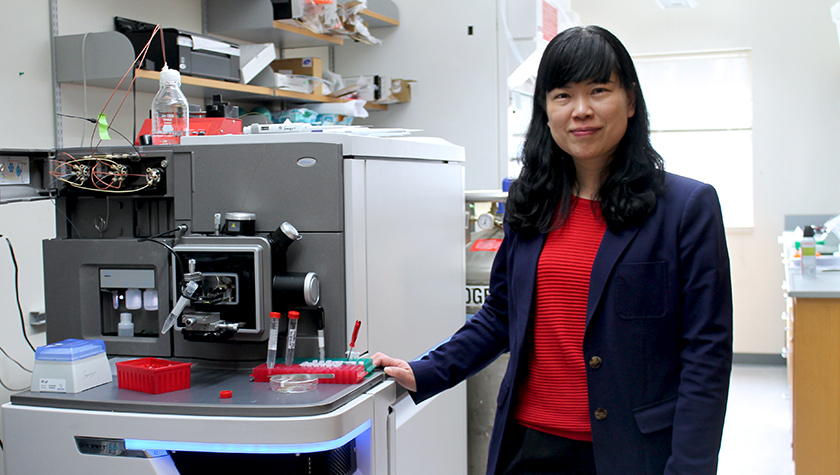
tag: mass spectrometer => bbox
[0,133,467,474]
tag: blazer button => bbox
[589,356,602,369]
[594,408,608,420]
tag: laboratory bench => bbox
[781,237,840,474]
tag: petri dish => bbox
[270,374,319,393]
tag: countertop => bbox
[780,230,840,298]
[786,269,840,298]
[11,367,386,418]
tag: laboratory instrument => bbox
[2,133,467,474]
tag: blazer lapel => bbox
[510,233,546,343]
[587,225,642,329]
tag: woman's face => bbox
[545,72,635,171]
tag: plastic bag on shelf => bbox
[307,99,369,119]
[321,69,345,96]
[296,0,336,34]
[272,108,320,124]
[339,0,382,44]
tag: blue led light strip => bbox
[124,419,371,454]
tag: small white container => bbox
[118,312,134,337]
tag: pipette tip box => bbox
[30,339,112,394]
[116,357,192,394]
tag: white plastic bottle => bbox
[151,65,189,145]
[801,226,817,278]
[118,312,135,337]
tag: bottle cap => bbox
[804,226,815,238]
[270,311,282,319]
[219,390,232,398]
[159,65,181,86]
[289,310,300,320]
[120,312,132,323]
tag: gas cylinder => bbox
[464,189,509,475]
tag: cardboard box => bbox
[250,56,324,95]
[386,78,414,104]
[271,57,323,95]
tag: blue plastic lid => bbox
[35,339,106,362]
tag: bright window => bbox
[634,50,754,228]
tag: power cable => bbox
[0,234,36,394]
[47,188,82,239]
[57,113,142,154]
[0,344,32,375]
[2,236,37,352]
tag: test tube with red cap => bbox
[348,320,362,360]
[266,311,282,369]
[285,310,300,366]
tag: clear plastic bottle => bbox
[118,312,134,337]
[151,65,189,145]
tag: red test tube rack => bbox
[251,360,368,385]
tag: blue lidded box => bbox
[35,338,106,362]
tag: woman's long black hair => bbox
[505,26,665,236]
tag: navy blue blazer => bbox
[410,173,733,474]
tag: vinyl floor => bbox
[717,364,794,475]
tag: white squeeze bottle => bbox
[152,65,189,145]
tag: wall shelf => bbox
[359,8,400,28]
[136,69,387,109]
[54,32,386,110]
[204,0,398,47]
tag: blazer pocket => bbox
[615,261,668,319]
[633,396,677,434]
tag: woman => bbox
[374,25,732,475]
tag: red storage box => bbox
[116,358,192,394]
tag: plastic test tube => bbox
[347,320,362,360]
[285,310,300,366]
[266,312,282,369]
[316,307,325,362]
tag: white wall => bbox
[0,2,54,469]
[0,1,201,470]
[333,0,509,191]
[55,0,204,148]
[572,0,840,355]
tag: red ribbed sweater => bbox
[513,197,607,442]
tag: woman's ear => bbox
[626,85,637,118]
